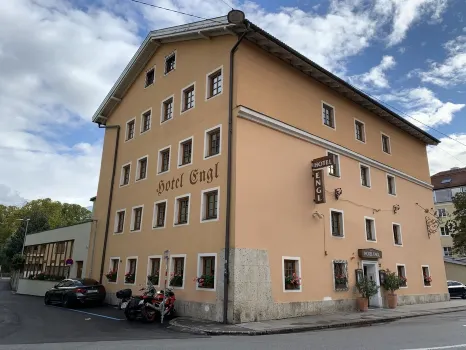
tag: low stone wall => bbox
[17,279,57,297]
[397,293,450,305]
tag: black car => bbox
[447,280,466,299]
[44,278,106,307]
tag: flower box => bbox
[170,274,183,287]
[284,273,301,290]
[194,274,215,289]
[105,270,117,283]
[147,274,159,285]
[125,273,135,284]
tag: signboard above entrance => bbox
[312,155,335,170]
[358,248,382,260]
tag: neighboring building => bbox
[16,221,93,297]
[431,167,466,257]
[444,257,466,284]
[87,13,448,323]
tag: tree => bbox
[451,192,466,256]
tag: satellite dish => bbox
[227,10,245,24]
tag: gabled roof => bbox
[92,15,440,146]
[431,167,466,190]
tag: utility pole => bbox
[18,218,30,255]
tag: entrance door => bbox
[362,261,382,308]
[76,261,83,279]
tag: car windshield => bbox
[74,278,99,286]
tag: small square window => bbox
[360,165,371,187]
[438,208,447,217]
[331,210,344,237]
[175,196,190,225]
[365,218,376,241]
[153,201,166,229]
[207,69,222,98]
[355,120,365,142]
[397,265,407,287]
[322,103,335,128]
[115,210,125,233]
[159,148,170,173]
[422,266,431,287]
[393,224,402,245]
[180,139,192,166]
[440,226,448,236]
[162,97,173,122]
[202,189,218,221]
[206,127,221,158]
[443,247,453,256]
[182,85,195,112]
[126,120,135,141]
[131,206,143,232]
[387,175,396,195]
[283,258,301,291]
[148,257,160,285]
[137,157,148,181]
[145,68,155,87]
[327,152,340,177]
[170,256,185,288]
[165,53,176,74]
[141,110,151,133]
[125,258,137,284]
[333,261,348,291]
[121,164,131,186]
[196,255,216,289]
[382,134,391,154]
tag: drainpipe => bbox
[223,24,249,324]
[97,123,120,283]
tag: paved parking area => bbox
[0,281,203,345]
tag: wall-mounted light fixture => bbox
[393,204,400,214]
[334,188,343,200]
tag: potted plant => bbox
[170,273,183,287]
[382,269,402,309]
[147,272,159,285]
[284,273,302,290]
[193,274,215,289]
[105,270,118,282]
[424,275,432,286]
[356,277,379,312]
[125,272,135,284]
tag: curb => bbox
[169,307,466,336]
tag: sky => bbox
[1,0,466,207]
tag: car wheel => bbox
[461,292,466,299]
[62,295,72,308]
[44,293,51,305]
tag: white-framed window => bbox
[136,155,148,181]
[147,255,162,287]
[421,265,431,287]
[161,95,174,124]
[393,223,402,246]
[152,199,167,229]
[443,247,453,256]
[130,205,144,232]
[178,136,193,168]
[201,187,219,222]
[120,162,131,187]
[169,254,186,289]
[106,257,120,283]
[157,146,171,174]
[440,226,449,236]
[326,151,341,178]
[322,102,336,129]
[173,194,191,226]
[206,66,223,99]
[114,209,126,234]
[437,208,447,217]
[282,256,302,292]
[333,260,348,291]
[125,118,136,141]
[360,164,371,188]
[181,82,195,113]
[196,253,217,291]
[145,66,155,87]
[204,125,222,159]
[396,264,407,288]
[354,119,366,143]
[387,174,396,196]
[365,217,376,242]
[164,51,176,75]
[140,108,152,133]
[381,133,391,154]
[125,256,138,285]
[330,209,344,238]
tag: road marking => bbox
[402,344,466,350]
[48,306,125,321]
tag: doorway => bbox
[362,261,382,308]
[76,261,83,279]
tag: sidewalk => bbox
[169,299,466,336]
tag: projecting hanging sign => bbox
[312,155,335,170]
[313,169,326,204]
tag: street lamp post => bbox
[18,219,30,255]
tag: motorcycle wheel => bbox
[124,308,137,322]
[141,306,157,323]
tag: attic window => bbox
[441,179,452,184]
[165,53,176,74]
[145,68,155,87]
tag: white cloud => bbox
[418,35,466,87]
[348,55,396,89]
[428,134,466,174]
[379,87,465,129]
[0,185,26,207]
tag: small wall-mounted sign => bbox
[312,155,335,170]
[313,169,326,204]
[355,269,364,284]
[358,248,382,260]
[65,258,74,266]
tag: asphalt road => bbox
[2,279,466,349]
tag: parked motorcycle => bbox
[116,282,157,322]
[142,287,176,322]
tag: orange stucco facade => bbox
[87,24,447,323]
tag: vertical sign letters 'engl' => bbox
[313,169,326,204]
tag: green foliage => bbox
[356,277,379,300]
[11,254,25,270]
[382,269,402,293]
[451,192,466,255]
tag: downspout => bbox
[223,25,249,324]
[97,123,120,283]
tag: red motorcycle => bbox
[141,287,176,322]
[117,283,158,323]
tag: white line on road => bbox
[48,306,125,321]
[402,344,466,350]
